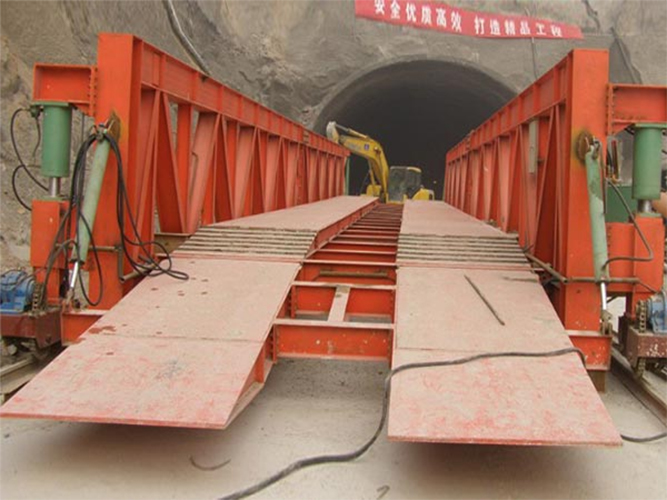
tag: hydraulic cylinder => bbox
[632,123,666,210]
[38,102,72,197]
[68,136,111,292]
[584,143,610,311]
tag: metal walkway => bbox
[0,197,375,429]
[389,201,620,445]
[2,198,621,445]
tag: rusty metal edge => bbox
[611,348,667,426]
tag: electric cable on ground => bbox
[216,348,585,500]
[621,431,667,443]
[216,345,667,499]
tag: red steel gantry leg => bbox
[22,33,349,345]
[444,49,666,378]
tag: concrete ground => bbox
[1,359,666,500]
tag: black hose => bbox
[10,108,47,211]
[604,180,654,270]
[621,431,667,443]
[10,108,43,174]
[217,347,585,500]
[105,132,188,282]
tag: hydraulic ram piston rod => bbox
[68,127,115,293]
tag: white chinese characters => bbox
[390,0,400,20]
[421,5,432,25]
[364,1,569,39]
[435,7,447,27]
[474,16,485,35]
[451,10,462,32]
[519,20,531,36]
[406,2,417,23]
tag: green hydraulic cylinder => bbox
[68,136,111,293]
[632,123,666,204]
[73,138,111,265]
[584,145,610,311]
[39,102,72,179]
[345,157,351,195]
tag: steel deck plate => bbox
[400,200,510,238]
[214,196,376,230]
[1,259,299,429]
[388,266,621,446]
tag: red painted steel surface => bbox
[174,196,377,262]
[2,198,376,428]
[606,84,667,135]
[389,268,620,445]
[272,204,402,361]
[401,199,505,237]
[5,198,623,444]
[215,196,375,231]
[389,348,619,445]
[30,200,70,303]
[388,200,620,445]
[275,319,392,361]
[0,259,298,428]
[567,332,612,371]
[29,33,348,338]
[444,49,666,339]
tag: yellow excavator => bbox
[326,122,434,203]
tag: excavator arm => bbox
[326,122,390,202]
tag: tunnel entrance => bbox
[315,59,515,199]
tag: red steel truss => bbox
[444,49,666,350]
[29,33,348,320]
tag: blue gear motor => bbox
[0,270,35,314]
[647,291,667,335]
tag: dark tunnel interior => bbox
[315,60,515,200]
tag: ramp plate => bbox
[176,196,377,260]
[214,195,375,230]
[388,267,621,446]
[1,259,298,429]
[400,200,504,238]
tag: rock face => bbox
[1,0,666,267]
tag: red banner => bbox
[355,0,583,39]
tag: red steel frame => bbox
[26,33,348,340]
[270,204,403,362]
[444,49,666,369]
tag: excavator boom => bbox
[326,122,389,201]
[327,121,434,203]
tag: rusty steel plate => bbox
[388,266,621,446]
[1,259,299,428]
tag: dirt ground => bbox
[1,359,665,500]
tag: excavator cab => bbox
[387,166,434,203]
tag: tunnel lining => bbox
[314,57,516,199]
